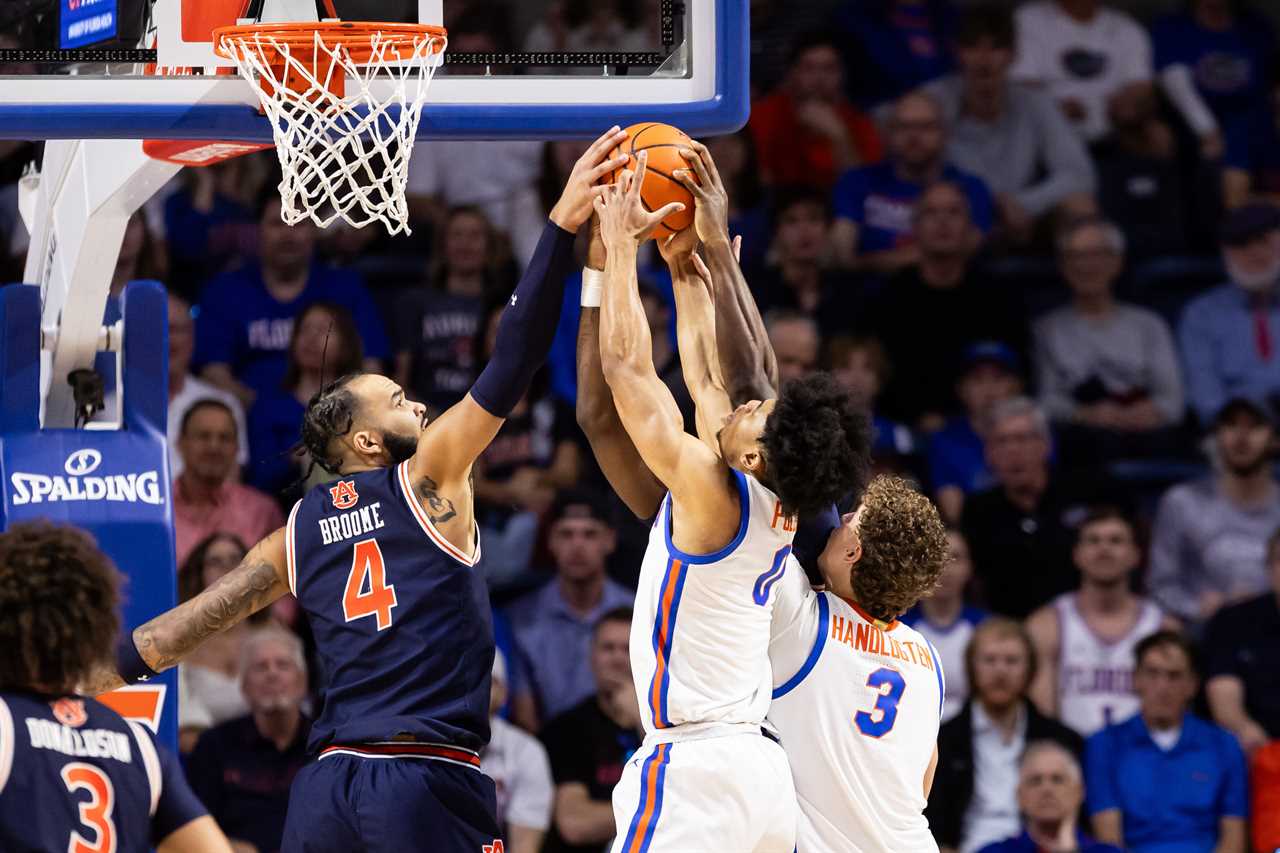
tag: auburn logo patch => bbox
[482,841,505,853]
[330,480,359,510]
[51,698,88,728]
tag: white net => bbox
[217,26,446,234]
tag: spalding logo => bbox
[9,450,163,506]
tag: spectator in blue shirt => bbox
[507,491,634,728]
[1086,630,1249,853]
[832,90,993,272]
[832,0,957,108]
[247,301,365,498]
[1153,0,1276,168]
[193,193,389,409]
[929,342,1023,524]
[1179,203,1280,425]
[979,741,1121,853]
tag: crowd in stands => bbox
[7,0,1280,850]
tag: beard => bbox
[1227,255,1280,293]
[383,430,419,466]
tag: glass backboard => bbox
[0,0,748,141]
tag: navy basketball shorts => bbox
[282,751,501,853]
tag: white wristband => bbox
[581,267,605,308]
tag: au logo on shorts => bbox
[330,480,359,510]
[482,841,505,853]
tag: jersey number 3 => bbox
[343,539,398,630]
[62,763,115,853]
[855,667,906,738]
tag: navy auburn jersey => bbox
[287,460,494,753]
[0,691,167,853]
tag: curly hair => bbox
[760,372,872,519]
[851,476,949,622]
[0,521,120,692]
[298,373,363,476]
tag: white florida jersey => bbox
[768,556,943,853]
[631,469,796,736]
[1056,593,1164,735]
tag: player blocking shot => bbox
[0,522,234,853]
[592,154,872,853]
[768,477,950,853]
[88,128,631,853]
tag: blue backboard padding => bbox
[0,0,748,141]
[0,285,41,433]
[0,279,178,750]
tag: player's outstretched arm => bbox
[594,159,735,532]
[676,142,779,403]
[86,530,290,694]
[576,216,666,519]
[661,234,732,449]
[409,129,627,523]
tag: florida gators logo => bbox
[482,842,505,853]
[330,480,359,510]
[51,698,88,727]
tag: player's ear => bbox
[849,533,863,566]
[350,427,379,458]
[739,448,763,475]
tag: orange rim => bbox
[213,21,447,64]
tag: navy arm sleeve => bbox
[792,504,840,586]
[151,742,211,844]
[470,220,578,418]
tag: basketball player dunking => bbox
[85,128,631,853]
[592,154,870,852]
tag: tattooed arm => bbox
[82,530,289,695]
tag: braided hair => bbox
[298,373,363,478]
[0,521,120,693]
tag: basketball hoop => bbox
[213,21,447,234]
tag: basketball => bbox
[608,122,698,240]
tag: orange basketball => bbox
[607,122,698,240]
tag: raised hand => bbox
[593,151,686,249]
[658,224,699,267]
[549,125,630,233]
[674,141,731,245]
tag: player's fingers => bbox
[679,146,712,187]
[691,140,727,191]
[584,125,626,162]
[586,156,629,184]
[671,167,705,197]
[592,194,607,215]
[630,151,649,198]
[648,201,685,224]
[732,234,742,262]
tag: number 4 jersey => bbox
[767,556,944,853]
[288,460,494,755]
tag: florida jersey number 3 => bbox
[855,667,906,738]
[343,539,398,630]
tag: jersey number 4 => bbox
[343,539,398,630]
[854,667,906,738]
[62,763,115,853]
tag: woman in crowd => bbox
[176,532,259,751]
[247,301,364,499]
